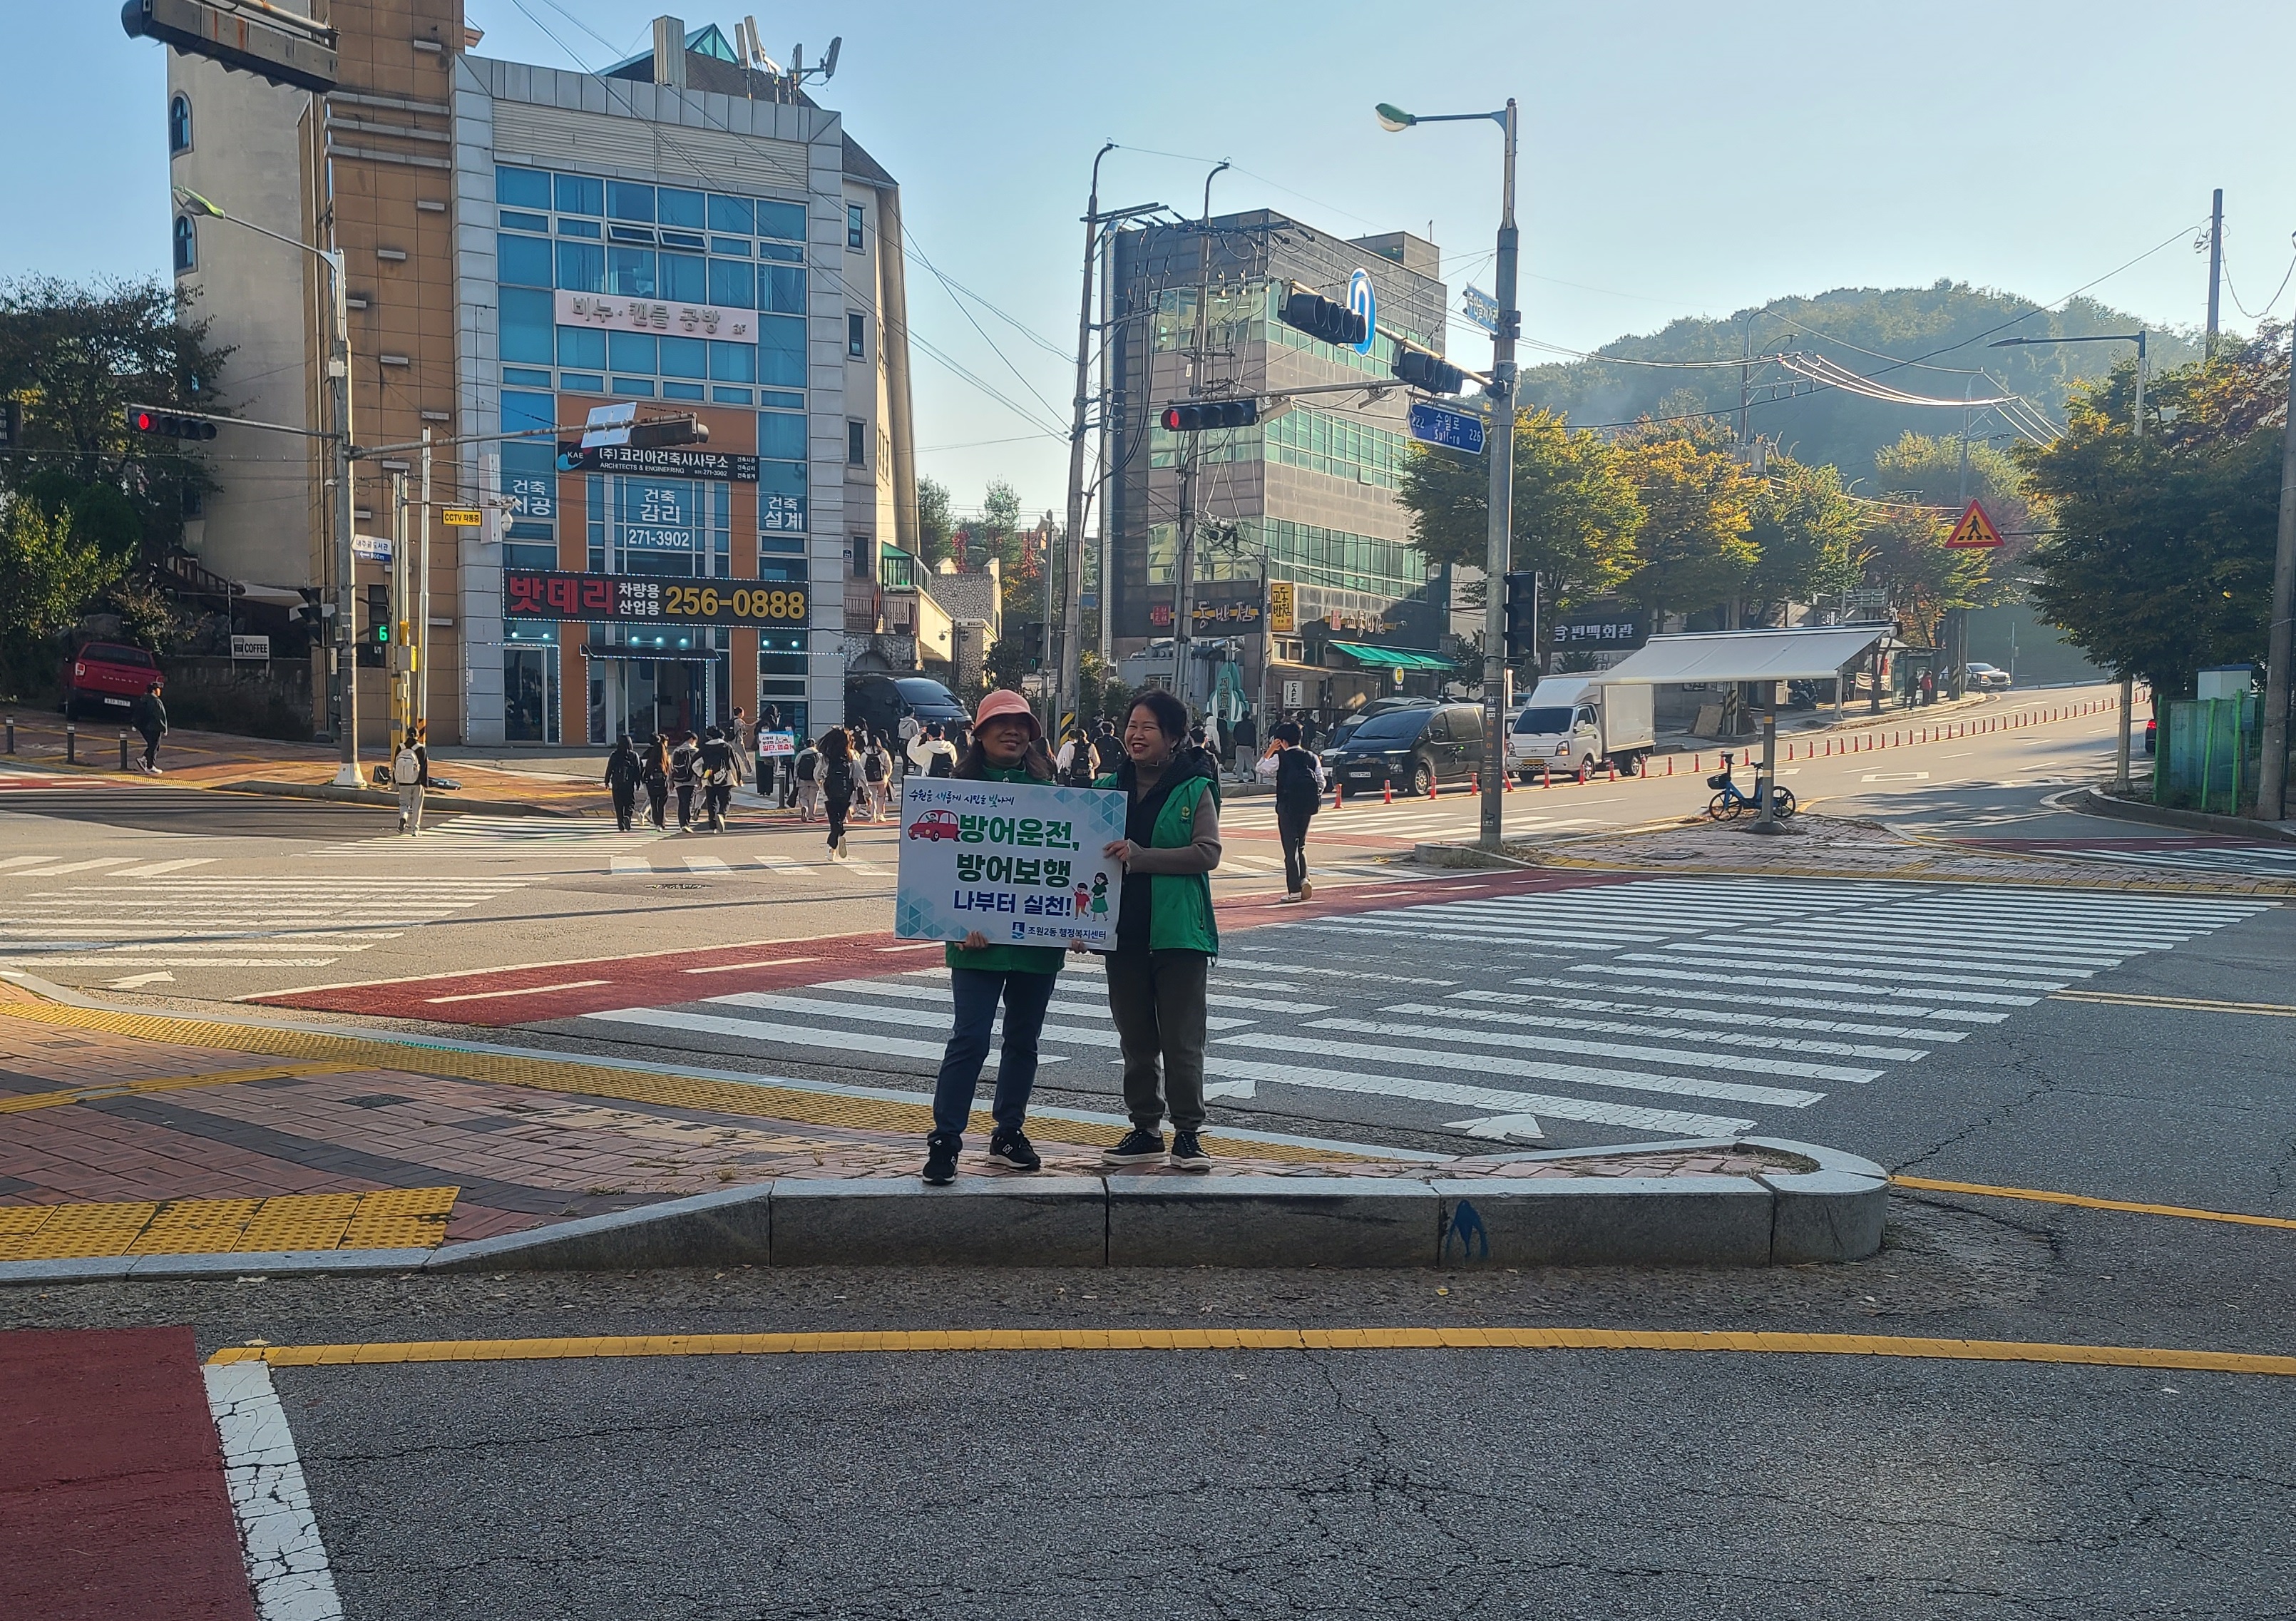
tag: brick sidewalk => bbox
[0,986,1788,1263]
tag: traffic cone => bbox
[1383,782,1393,804]
[1503,772,1514,792]
[1428,777,1439,799]
[1666,755,1674,776]
[1333,783,1342,810]
[1470,772,1480,794]
[1607,762,1616,782]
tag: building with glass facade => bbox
[1106,211,1454,715]
[165,1,915,746]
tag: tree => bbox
[914,475,954,568]
[0,498,128,687]
[1872,429,2032,586]
[2016,331,2286,697]
[1396,408,1643,612]
[1615,435,1756,625]
[0,276,229,563]
[1858,510,1990,649]
[975,479,1024,572]
[1743,455,1866,620]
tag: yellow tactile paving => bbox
[0,1061,363,1115]
[0,998,1355,1162]
[0,1187,460,1261]
[206,1325,2296,1381]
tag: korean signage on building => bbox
[555,290,752,342]
[1548,608,1649,653]
[894,779,1129,949]
[1269,581,1295,634]
[558,444,761,483]
[503,568,809,627]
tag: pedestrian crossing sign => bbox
[1944,500,2004,549]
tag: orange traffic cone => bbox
[1333,783,1342,810]
[1383,782,1393,804]
[1470,772,1480,795]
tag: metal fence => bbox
[2160,695,2259,814]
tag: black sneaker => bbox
[921,1134,960,1186]
[1102,1127,1166,1166]
[985,1129,1041,1172]
[1168,1131,1213,1171]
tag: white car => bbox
[1963,662,2012,691]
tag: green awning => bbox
[1331,641,1454,671]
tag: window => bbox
[657,188,704,229]
[847,313,866,359]
[760,265,805,315]
[846,203,866,251]
[500,287,553,364]
[172,215,195,274]
[659,252,706,303]
[496,165,550,209]
[707,258,753,309]
[707,340,756,383]
[851,537,873,579]
[556,325,605,369]
[608,332,657,374]
[168,94,192,154]
[607,246,656,297]
[555,240,604,292]
[606,180,655,223]
[554,173,603,215]
[708,194,753,235]
[758,200,806,242]
[497,232,553,287]
[847,419,866,467]
[757,315,805,387]
[757,410,804,461]
[659,335,707,379]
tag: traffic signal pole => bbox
[1480,101,1519,854]
[1172,163,1230,706]
[325,246,363,784]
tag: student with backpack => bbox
[393,725,429,835]
[1262,720,1324,901]
[908,722,958,779]
[818,728,859,856]
[670,732,699,831]
[861,730,891,820]
[697,725,740,832]
[641,736,671,828]
[792,735,823,821]
[603,734,642,832]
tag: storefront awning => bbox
[1596,626,1889,685]
[1330,642,1454,672]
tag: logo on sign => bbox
[1346,268,1377,357]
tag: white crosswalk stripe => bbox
[316,814,674,854]
[0,870,531,970]
[566,876,2273,1147]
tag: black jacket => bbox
[135,693,168,736]
[605,747,642,792]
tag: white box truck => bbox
[1507,675,1656,782]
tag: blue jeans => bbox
[930,968,1059,1141]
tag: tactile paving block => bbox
[338,1186,458,1249]
[235,1192,361,1253]
[0,1200,158,1259]
[128,1197,261,1254]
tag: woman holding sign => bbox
[921,688,1064,1186]
[1098,689,1223,1172]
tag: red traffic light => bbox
[1161,400,1259,432]
[135,410,156,432]
[125,407,216,441]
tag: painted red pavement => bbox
[0,1326,255,1621]
[252,866,1619,1024]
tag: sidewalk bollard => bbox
[1542,764,1554,788]
[1333,783,1342,810]
[1666,755,1674,776]
[65,723,76,764]
[1607,762,1616,782]
[118,731,130,770]
[1383,782,1393,804]
[1470,772,1480,795]
[1428,778,1439,799]
[1693,753,1701,772]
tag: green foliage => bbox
[19,468,143,563]
[0,496,128,647]
[2016,328,2286,697]
[1397,408,1643,612]
[914,475,954,568]
[1745,456,1867,617]
[1519,282,2200,481]
[1079,650,1129,725]
[1616,436,1756,623]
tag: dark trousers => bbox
[1105,947,1209,1133]
[1277,802,1313,894]
[826,793,851,847]
[140,729,162,769]
[931,968,1059,1140]
[645,783,667,827]
[611,785,635,832]
[675,784,695,828]
[704,781,731,829]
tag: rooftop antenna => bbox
[784,35,841,99]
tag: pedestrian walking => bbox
[1262,720,1323,901]
[861,730,892,820]
[642,735,671,829]
[698,725,740,832]
[393,725,429,835]
[604,734,642,832]
[920,688,1062,1186]
[133,682,169,774]
[819,727,857,856]
[1090,717,1123,779]
[753,705,781,804]
[728,706,754,786]
[1055,724,1095,787]
[1096,689,1223,1171]
[908,722,958,779]
[792,736,822,821]
[670,732,699,830]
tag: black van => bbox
[846,673,968,741]
[1328,702,1485,797]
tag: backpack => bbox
[927,747,954,778]
[1061,744,1095,788]
[796,750,819,783]
[394,746,420,783]
[863,750,887,782]
[1091,734,1122,775]
[824,756,854,797]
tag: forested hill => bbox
[1518,282,2203,483]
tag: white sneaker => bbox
[148,765,163,775]
[1298,879,1313,901]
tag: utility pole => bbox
[1479,101,1519,854]
[1055,143,1113,738]
[325,244,361,783]
[2260,322,2296,822]
[390,471,411,743]
[2206,188,2225,359]
[1171,161,1229,706]
[417,428,433,733]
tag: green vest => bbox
[1098,769,1219,956]
[943,765,1067,977]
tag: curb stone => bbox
[2069,787,2296,846]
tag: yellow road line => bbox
[0,1061,362,1114]
[0,1186,459,1260]
[2051,989,2296,1017]
[205,1326,2296,1379]
[1892,1174,2296,1232]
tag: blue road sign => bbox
[1346,267,1377,356]
[1462,286,1500,334]
[1408,400,1486,455]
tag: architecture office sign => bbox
[555,290,752,342]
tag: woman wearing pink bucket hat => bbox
[920,688,1064,1185]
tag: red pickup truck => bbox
[61,642,162,720]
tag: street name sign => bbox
[1944,500,2004,549]
[894,778,1127,950]
[351,534,393,562]
[1408,400,1487,455]
[1462,286,1500,334]
[580,402,637,450]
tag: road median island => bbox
[0,981,1885,1276]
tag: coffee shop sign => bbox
[556,290,750,340]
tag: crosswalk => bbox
[2032,843,2296,879]
[571,877,2273,1146]
[1217,799,1596,839]
[0,866,531,978]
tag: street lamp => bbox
[1990,329,2148,792]
[175,185,365,785]
[1377,98,1518,853]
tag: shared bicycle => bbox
[1704,752,1795,821]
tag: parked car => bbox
[2144,716,2157,755]
[1963,662,2012,691]
[845,673,967,743]
[1328,702,1485,797]
[1320,697,1433,764]
[61,641,161,721]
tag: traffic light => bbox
[365,584,392,645]
[1278,288,1368,349]
[127,407,217,441]
[1503,571,1539,660]
[627,414,709,449]
[1160,400,1259,432]
[1393,344,1467,396]
[294,587,334,633]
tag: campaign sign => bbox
[895,778,1127,949]
[757,730,796,757]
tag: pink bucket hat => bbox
[973,687,1042,740]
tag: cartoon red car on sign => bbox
[906,809,962,842]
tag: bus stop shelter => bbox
[1594,625,1893,727]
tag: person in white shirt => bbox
[907,722,959,779]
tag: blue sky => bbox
[8,1,2293,516]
